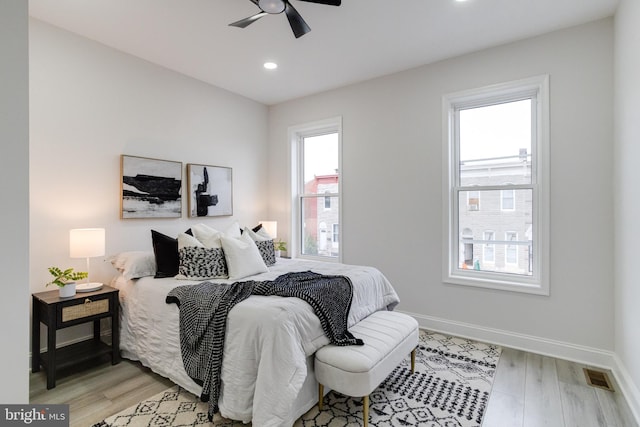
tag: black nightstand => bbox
[31,285,120,389]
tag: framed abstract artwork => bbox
[120,155,182,219]
[187,163,233,217]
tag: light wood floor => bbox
[483,348,637,427]
[30,347,638,427]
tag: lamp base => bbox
[76,282,103,293]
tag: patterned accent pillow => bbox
[255,240,276,266]
[178,246,228,280]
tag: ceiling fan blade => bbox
[297,0,341,5]
[229,12,268,28]
[284,1,311,38]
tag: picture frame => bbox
[120,155,182,219]
[187,163,233,217]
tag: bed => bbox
[111,256,400,427]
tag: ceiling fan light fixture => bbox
[231,0,340,38]
[259,0,286,14]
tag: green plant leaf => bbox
[46,266,88,287]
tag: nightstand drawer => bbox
[62,297,110,322]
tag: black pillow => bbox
[151,229,192,278]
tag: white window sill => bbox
[445,271,549,296]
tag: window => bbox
[505,231,518,265]
[443,76,549,295]
[332,223,339,243]
[501,189,515,211]
[483,231,495,264]
[324,191,331,209]
[468,190,480,211]
[290,117,342,261]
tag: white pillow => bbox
[224,221,242,239]
[191,223,222,248]
[243,227,276,266]
[243,227,271,242]
[109,251,156,280]
[178,232,204,249]
[220,233,269,280]
[256,227,274,240]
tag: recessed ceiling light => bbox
[264,62,278,70]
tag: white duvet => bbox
[113,258,400,427]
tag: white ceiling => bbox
[29,0,618,105]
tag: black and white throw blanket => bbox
[165,271,363,420]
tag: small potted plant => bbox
[46,267,88,298]
[274,240,287,258]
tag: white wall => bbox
[0,0,30,404]
[268,20,614,355]
[29,19,269,347]
[614,0,640,419]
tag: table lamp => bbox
[70,228,105,292]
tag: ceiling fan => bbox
[229,0,341,39]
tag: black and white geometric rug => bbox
[93,330,501,427]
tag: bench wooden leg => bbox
[411,347,416,373]
[363,395,369,427]
[318,383,324,410]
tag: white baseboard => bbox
[400,310,640,424]
[611,353,640,424]
[404,310,615,366]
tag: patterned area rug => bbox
[92,330,501,427]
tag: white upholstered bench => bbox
[314,310,419,426]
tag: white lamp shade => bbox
[259,221,277,239]
[70,228,105,258]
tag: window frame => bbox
[289,117,343,262]
[442,76,550,295]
